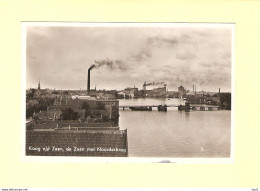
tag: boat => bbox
[129,106,152,111]
[178,102,190,111]
[158,105,167,112]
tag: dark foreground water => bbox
[119,98,231,158]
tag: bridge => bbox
[119,104,221,111]
[119,104,179,108]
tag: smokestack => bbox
[87,68,90,95]
[219,88,220,94]
[143,82,146,91]
[193,85,194,92]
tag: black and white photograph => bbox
[24,23,234,160]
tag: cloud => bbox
[176,51,196,60]
[200,62,213,68]
[26,25,232,92]
[222,52,231,59]
[147,36,179,47]
[73,68,83,72]
[131,49,152,61]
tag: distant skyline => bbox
[26,23,233,92]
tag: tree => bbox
[26,107,35,119]
[60,108,79,120]
[26,97,56,119]
[52,91,59,94]
[26,100,39,108]
[81,102,91,117]
[26,89,36,99]
[63,91,69,95]
[26,100,39,119]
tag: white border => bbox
[21,22,235,163]
[231,24,235,161]
[21,23,26,159]
[4,188,251,191]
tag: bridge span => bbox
[119,104,178,108]
[119,104,221,111]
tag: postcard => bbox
[22,22,235,163]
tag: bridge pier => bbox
[158,105,167,111]
[200,107,205,111]
[185,102,190,112]
[185,108,190,112]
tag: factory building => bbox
[146,86,167,97]
[142,82,167,97]
[178,85,186,98]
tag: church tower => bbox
[38,80,41,90]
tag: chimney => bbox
[193,85,194,92]
[219,88,220,94]
[87,68,91,95]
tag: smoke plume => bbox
[89,59,128,71]
[144,81,165,86]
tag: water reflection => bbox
[184,111,190,119]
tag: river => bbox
[118,98,231,158]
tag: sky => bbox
[26,24,233,92]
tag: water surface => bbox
[119,98,231,158]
